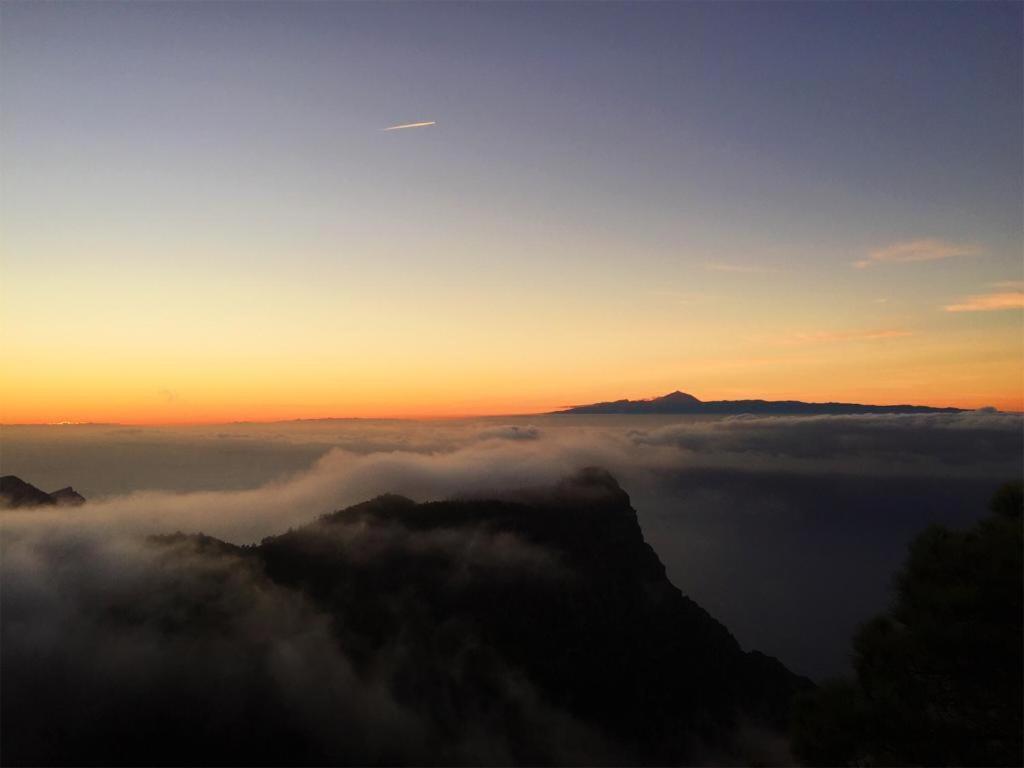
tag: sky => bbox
[1,1,1021,423]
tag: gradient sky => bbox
[2,1,1021,423]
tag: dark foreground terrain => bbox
[1,469,810,766]
[792,482,1023,767]
[5,471,1019,766]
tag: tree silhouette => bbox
[792,482,1023,766]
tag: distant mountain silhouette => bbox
[49,486,86,506]
[556,390,965,415]
[0,475,85,508]
[2,468,811,766]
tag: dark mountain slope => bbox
[0,475,85,508]
[48,486,86,506]
[258,468,812,763]
[556,390,964,415]
[1,469,810,766]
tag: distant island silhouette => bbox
[555,391,967,415]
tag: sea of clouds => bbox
[3,411,1021,678]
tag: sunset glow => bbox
[2,2,1021,424]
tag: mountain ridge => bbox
[0,475,85,508]
[555,390,966,415]
[2,468,812,765]
[250,467,815,762]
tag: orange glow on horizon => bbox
[3,386,1020,426]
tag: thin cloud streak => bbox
[381,121,437,131]
[776,329,913,346]
[944,291,1024,313]
[705,263,777,274]
[853,239,980,269]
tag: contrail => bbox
[381,121,436,131]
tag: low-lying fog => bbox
[4,411,1020,678]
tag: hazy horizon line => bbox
[3,391,1016,428]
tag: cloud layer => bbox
[2,516,613,765]
[3,412,1020,681]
